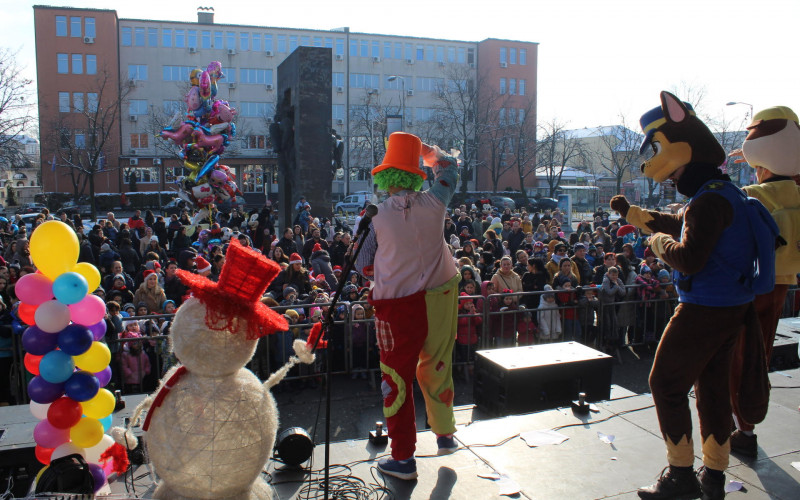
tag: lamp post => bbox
[387,75,405,130]
[726,101,754,121]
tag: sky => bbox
[4,0,800,134]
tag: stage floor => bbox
[108,368,800,500]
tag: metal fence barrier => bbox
[5,285,800,402]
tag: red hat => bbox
[312,243,322,253]
[333,265,343,272]
[289,253,303,265]
[644,246,655,259]
[371,132,427,179]
[176,239,288,340]
[617,224,636,237]
[143,269,156,279]
[195,256,211,273]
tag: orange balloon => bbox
[24,353,43,375]
[18,303,37,325]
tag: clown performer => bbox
[609,91,771,500]
[729,106,800,457]
[355,132,460,480]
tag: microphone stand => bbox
[308,220,373,500]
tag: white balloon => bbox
[35,300,72,333]
[30,401,51,420]
[51,442,86,461]
[84,434,114,464]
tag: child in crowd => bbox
[350,304,375,379]
[554,276,581,342]
[634,265,661,346]
[516,306,537,345]
[600,266,626,361]
[280,286,299,307]
[537,285,562,341]
[121,338,150,394]
[577,284,600,344]
[456,292,483,379]
[492,289,518,347]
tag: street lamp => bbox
[386,75,405,131]
[726,101,754,121]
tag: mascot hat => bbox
[372,132,427,179]
[742,106,800,177]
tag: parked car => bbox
[531,197,558,212]
[15,203,48,215]
[61,201,93,218]
[335,191,373,214]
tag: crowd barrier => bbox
[5,285,800,402]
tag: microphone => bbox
[355,204,378,238]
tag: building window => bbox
[226,31,236,50]
[360,40,368,57]
[124,167,159,184]
[163,100,182,114]
[457,47,465,64]
[333,38,344,57]
[332,104,345,121]
[519,79,526,96]
[371,41,380,58]
[416,45,424,61]
[405,43,413,60]
[240,165,264,193]
[71,54,83,74]
[239,102,270,117]
[301,36,310,47]
[85,17,95,38]
[436,46,445,63]
[59,92,70,112]
[509,78,516,95]
[163,66,193,81]
[499,78,506,95]
[165,166,188,184]
[86,55,96,75]
[325,37,333,48]
[73,93,84,112]
[289,35,299,52]
[467,48,475,64]
[74,131,86,149]
[242,136,266,149]
[447,47,456,63]
[349,39,358,57]
[498,108,506,125]
[414,76,444,92]
[162,28,172,47]
[240,32,249,51]
[128,64,148,80]
[134,27,145,46]
[265,34,274,52]
[332,72,344,88]
[148,28,158,47]
[350,73,380,89]
[87,93,98,112]
[56,16,67,36]
[57,53,69,74]
[240,68,273,85]
[188,30,197,49]
[394,42,402,59]
[518,108,525,123]
[128,99,148,115]
[175,29,185,48]
[520,48,527,65]
[277,34,286,52]
[70,17,81,37]
[130,133,149,149]
[383,42,391,59]
[252,33,261,51]
[199,31,211,49]
[214,31,223,48]
[121,26,132,46]
[500,47,507,64]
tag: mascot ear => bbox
[660,91,688,123]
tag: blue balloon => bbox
[22,326,58,356]
[58,324,94,356]
[99,414,112,432]
[64,370,100,402]
[52,272,89,305]
[39,350,75,384]
[28,376,65,404]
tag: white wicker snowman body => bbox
[145,298,277,500]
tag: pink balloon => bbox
[16,274,54,305]
[33,419,70,449]
[68,295,106,326]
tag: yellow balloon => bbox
[80,388,115,419]
[71,262,101,293]
[70,417,104,448]
[30,221,79,279]
[73,342,111,373]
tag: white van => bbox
[335,191,374,214]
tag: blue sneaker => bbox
[377,457,418,480]
[437,435,458,455]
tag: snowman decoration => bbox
[119,239,314,500]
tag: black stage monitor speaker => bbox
[474,342,612,416]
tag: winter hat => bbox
[449,234,461,249]
[283,286,297,298]
[113,274,125,282]
[617,225,636,238]
[162,299,176,311]
[289,253,303,265]
[371,132,427,179]
[533,241,544,249]
[644,246,655,259]
[462,239,473,248]
[342,283,358,296]
[658,269,670,279]
[333,265,343,273]
[145,260,162,271]
[284,309,299,321]
[143,269,157,279]
[573,242,586,251]
[312,243,322,253]
[640,264,652,275]
[150,235,159,243]
[101,243,111,253]
[122,302,135,312]
[195,256,212,273]
[542,284,555,300]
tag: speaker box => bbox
[474,342,612,417]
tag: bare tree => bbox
[535,118,587,198]
[595,116,645,196]
[45,68,131,219]
[0,48,34,169]
[347,90,389,186]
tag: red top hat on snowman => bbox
[177,239,288,339]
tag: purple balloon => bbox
[28,376,65,404]
[22,326,58,356]
[88,320,107,341]
[94,366,112,387]
[57,324,94,356]
[88,463,106,492]
[33,419,70,448]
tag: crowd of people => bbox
[0,198,698,404]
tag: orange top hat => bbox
[371,132,427,179]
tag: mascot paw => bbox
[109,426,138,450]
[293,338,316,365]
[610,195,630,216]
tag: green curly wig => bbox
[373,168,424,192]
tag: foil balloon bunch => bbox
[159,61,241,214]
[20,221,121,492]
